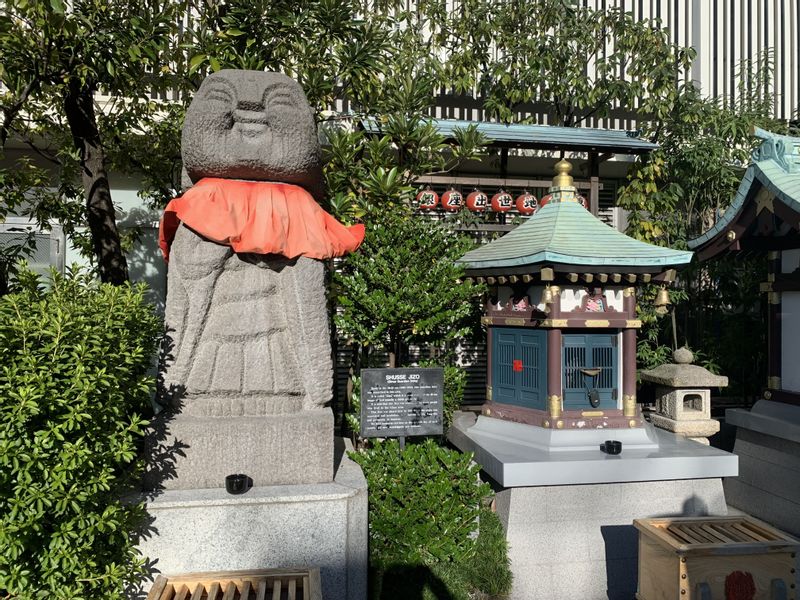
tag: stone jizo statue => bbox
[151,70,363,490]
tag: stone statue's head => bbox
[182,70,323,199]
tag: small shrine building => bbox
[458,159,693,430]
[450,158,738,600]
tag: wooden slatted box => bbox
[634,516,798,600]
[146,568,322,600]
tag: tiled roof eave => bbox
[755,164,800,212]
[687,165,756,250]
[361,118,658,153]
[459,200,693,270]
[688,159,800,251]
[458,249,693,271]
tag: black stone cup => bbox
[225,473,249,494]
[600,440,622,455]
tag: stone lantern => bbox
[640,347,728,444]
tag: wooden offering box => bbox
[635,516,799,600]
[146,568,322,600]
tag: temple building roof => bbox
[688,127,800,260]
[457,160,693,276]
[362,118,658,154]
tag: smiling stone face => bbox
[182,70,322,198]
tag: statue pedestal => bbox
[136,438,367,600]
[144,408,334,490]
[449,413,737,487]
[493,478,727,600]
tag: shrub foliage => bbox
[0,269,161,598]
[351,439,490,568]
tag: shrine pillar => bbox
[766,251,782,391]
[547,286,562,419]
[622,287,637,417]
[547,329,563,419]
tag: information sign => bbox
[360,368,444,439]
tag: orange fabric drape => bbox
[158,178,365,261]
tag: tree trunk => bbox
[388,333,398,368]
[0,263,8,297]
[63,79,129,284]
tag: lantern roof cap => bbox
[639,363,728,388]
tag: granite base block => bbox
[495,479,727,600]
[136,441,367,600]
[725,405,800,537]
[650,413,720,437]
[144,408,333,490]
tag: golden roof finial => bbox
[552,159,574,189]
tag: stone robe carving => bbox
[161,227,331,416]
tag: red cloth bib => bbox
[159,178,364,261]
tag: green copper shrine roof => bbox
[688,127,800,251]
[361,118,658,154]
[458,199,693,272]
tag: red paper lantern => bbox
[578,195,588,209]
[515,191,538,215]
[416,187,439,209]
[466,189,489,212]
[441,188,463,211]
[539,193,553,207]
[491,190,514,212]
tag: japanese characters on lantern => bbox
[441,188,464,211]
[516,191,538,215]
[416,187,439,209]
[466,189,489,212]
[491,190,514,212]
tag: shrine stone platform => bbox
[449,412,738,487]
[448,412,738,600]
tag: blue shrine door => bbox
[491,328,546,410]
[562,333,619,410]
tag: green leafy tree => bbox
[184,0,394,113]
[323,117,485,221]
[618,51,785,389]
[414,0,694,125]
[619,52,786,246]
[0,0,180,287]
[335,212,484,368]
[0,268,161,598]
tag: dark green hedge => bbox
[351,439,512,599]
[0,270,161,598]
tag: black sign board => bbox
[360,368,444,438]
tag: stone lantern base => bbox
[649,412,720,445]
